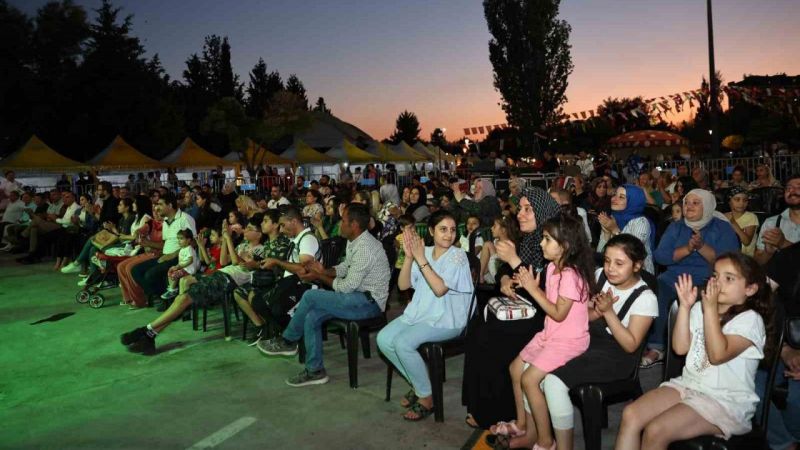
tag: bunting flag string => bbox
[462,84,799,136]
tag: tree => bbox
[313,96,331,114]
[285,74,308,109]
[430,128,447,148]
[201,35,243,101]
[202,91,312,180]
[484,0,573,153]
[596,96,653,134]
[0,0,35,153]
[389,110,421,145]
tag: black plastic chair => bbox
[319,236,347,268]
[382,279,483,422]
[665,310,787,450]
[323,308,388,389]
[191,290,238,339]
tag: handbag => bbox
[91,229,119,249]
[486,296,537,321]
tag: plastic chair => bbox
[322,310,388,389]
[192,290,238,339]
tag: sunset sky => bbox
[15,0,800,141]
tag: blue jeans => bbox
[377,318,463,398]
[755,363,800,450]
[647,274,676,351]
[283,289,382,372]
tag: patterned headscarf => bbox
[519,186,561,270]
[726,185,749,202]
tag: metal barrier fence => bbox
[639,154,800,184]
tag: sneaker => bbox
[286,369,329,387]
[127,333,156,355]
[78,272,90,278]
[160,288,178,300]
[77,278,88,287]
[257,338,298,356]
[60,261,82,274]
[120,326,147,345]
[0,243,12,252]
[247,327,265,347]
[90,255,107,270]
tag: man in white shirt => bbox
[754,174,800,266]
[18,191,76,264]
[0,170,23,212]
[576,151,594,179]
[261,206,320,278]
[0,191,24,242]
[267,185,291,209]
[131,193,196,301]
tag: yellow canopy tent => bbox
[88,135,161,169]
[364,141,407,162]
[0,135,86,172]
[160,138,229,168]
[279,139,337,164]
[414,142,437,160]
[392,142,429,162]
[325,139,380,163]
[226,140,293,166]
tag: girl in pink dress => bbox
[493,214,597,450]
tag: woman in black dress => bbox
[462,186,561,429]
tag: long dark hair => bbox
[133,194,152,222]
[714,252,775,361]
[541,215,598,300]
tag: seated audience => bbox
[724,186,759,256]
[754,174,800,266]
[258,203,391,387]
[479,215,520,285]
[597,184,655,274]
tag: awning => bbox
[364,141,407,162]
[88,136,162,169]
[392,142,429,162]
[225,140,293,166]
[279,139,337,164]
[325,139,380,163]
[160,138,228,168]
[0,135,86,172]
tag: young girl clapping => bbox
[492,215,596,450]
[616,253,771,450]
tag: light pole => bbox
[707,0,720,157]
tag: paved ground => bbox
[0,253,662,449]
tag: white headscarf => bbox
[683,188,729,231]
[474,179,496,201]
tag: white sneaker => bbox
[160,289,178,300]
[0,243,12,252]
[77,278,88,287]
[61,262,82,274]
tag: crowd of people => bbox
[1,153,799,450]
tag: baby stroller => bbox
[74,252,124,309]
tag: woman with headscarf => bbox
[462,186,561,429]
[597,184,656,273]
[451,178,502,227]
[405,186,430,222]
[641,188,739,368]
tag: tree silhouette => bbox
[313,96,331,114]
[390,110,421,145]
[285,74,308,109]
[484,0,573,152]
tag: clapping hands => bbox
[513,265,541,296]
[402,227,425,263]
[674,273,698,309]
[593,288,619,314]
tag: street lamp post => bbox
[707,0,720,157]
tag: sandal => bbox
[490,420,525,437]
[465,413,480,429]
[640,349,665,369]
[400,389,419,408]
[403,402,434,421]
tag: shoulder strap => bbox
[597,271,607,288]
[776,214,782,228]
[616,285,649,322]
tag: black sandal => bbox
[403,402,434,421]
[400,389,419,408]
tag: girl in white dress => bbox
[616,252,773,449]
